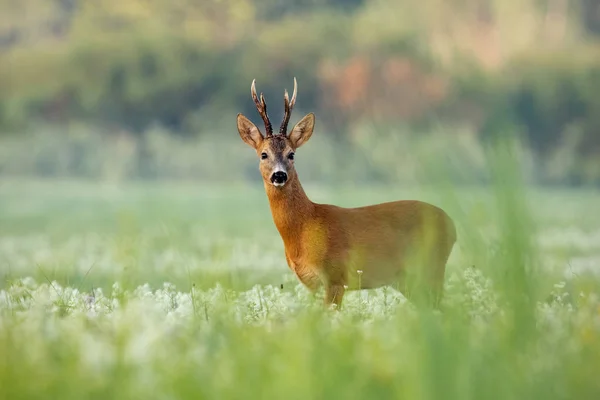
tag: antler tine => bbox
[290,77,297,108]
[251,79,273,137]
[279,77,298,135]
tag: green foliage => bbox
[507,48,600,155]
[1,170,600,398]
[1,0,600,184]
[442,45,600,185]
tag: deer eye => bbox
[261,153,268,160]
[288,152,295,160]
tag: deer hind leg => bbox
[399,224,456,309]
[406,259,446,308]
[399,251,447,309]
[325,284,345,309]
[430,239,457,310]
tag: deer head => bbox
[237,78,315,188]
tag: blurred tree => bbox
[255,0,363,20]
[1,0,600,184]
[580,0,600,35]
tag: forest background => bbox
[1,0,599,186]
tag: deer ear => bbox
[288,113,315,149]
[237,114,264,149]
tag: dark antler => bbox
[279,77,297,135]
[251,79,273,137]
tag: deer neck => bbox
[264,177,314,247]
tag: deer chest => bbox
[286,257,322,291]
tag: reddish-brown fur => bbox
[237,79,456,308]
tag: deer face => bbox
[236,78,315,188]
[237,113,315,187]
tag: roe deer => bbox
[236,78,456,308]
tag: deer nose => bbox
[271,171,288,185]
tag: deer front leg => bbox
[325,284,345,309]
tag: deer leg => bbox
[400,261,445,309]
[325,284,345,309]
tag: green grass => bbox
[1,177,599,399]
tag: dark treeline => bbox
[1,0,599,184]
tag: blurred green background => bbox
[1,0,600,185]
[2,3,600,399]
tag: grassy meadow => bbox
[2,0,600,398]
[1,175,600,399]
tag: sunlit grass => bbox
[0,169,599,398]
